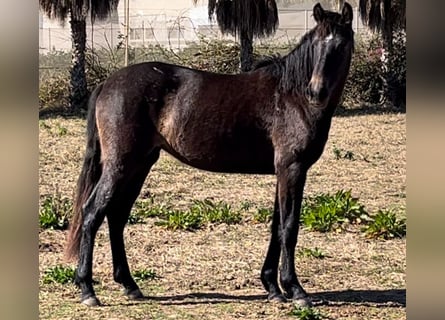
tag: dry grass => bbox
[39,111,406,319]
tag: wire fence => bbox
[39,8,367,71]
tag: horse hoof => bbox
[268,293,287,303]
[293,297,312,308]
[81,296,101,307]
[126,288,144,300]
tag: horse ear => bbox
[313,3,325,23]
[341,2,353,25]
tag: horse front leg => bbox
[260,186,286,302]
[276,161,312,306]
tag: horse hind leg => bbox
[75,166,125,306]
[106,149,160,300]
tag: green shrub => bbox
[40,34,405,111]
[343,34,384,106]
[362,209,406,239]
[175,37,240,74]
[39,73,70,109]
[154,199,242,231]
[39,194,72,230]
[301,190,369,232]
[42,265,76,284]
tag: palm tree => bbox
[194,0,279,72]
[358,0,406,108]
[39,0,119,110]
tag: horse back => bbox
[98,62,278,174]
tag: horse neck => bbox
[279,34,314,95]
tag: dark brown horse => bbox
[66,2,354,307]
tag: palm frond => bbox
[359,0,405,33]
[194,0,279,38]
[39,0,119,22]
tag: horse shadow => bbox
[131,288,405,308]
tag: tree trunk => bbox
[70,16,88,111]
[381,27,405,109]
[380,0,404,109]
[240,30,254,72]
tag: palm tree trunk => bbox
[381,25,405,109]
[70,15,88,111]
[240,29,253,72]
[381,30,393,107]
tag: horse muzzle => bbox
[306,76,329,107]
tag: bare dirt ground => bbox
[39,110,406,319]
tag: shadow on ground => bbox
[313,289,405,307]
[334,105,405,117]
[129,288,405,307]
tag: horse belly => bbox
[164,133,275,175]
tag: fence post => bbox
[48,28,51,52]
[142,20,145,46]
[304,9,308,33]
[110,21,114,48]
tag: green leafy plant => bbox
[362,209,406,239]
[191,199,242,225]
[301,190,369,232]
[298,247,326,259]
[290,306,324,319]
[155,209,203,231]
[239,200,253,211]
[155,199,242,230]
[128,199,172,224]
[132,269,157,282]
[127,212,146,225]
[39,194,72,230]
[42,265,76,284]
[253,207,272,223]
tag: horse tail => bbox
[65,83,104,261]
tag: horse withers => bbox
[65,2,355,307]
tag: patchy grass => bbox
[39,114,406,319]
